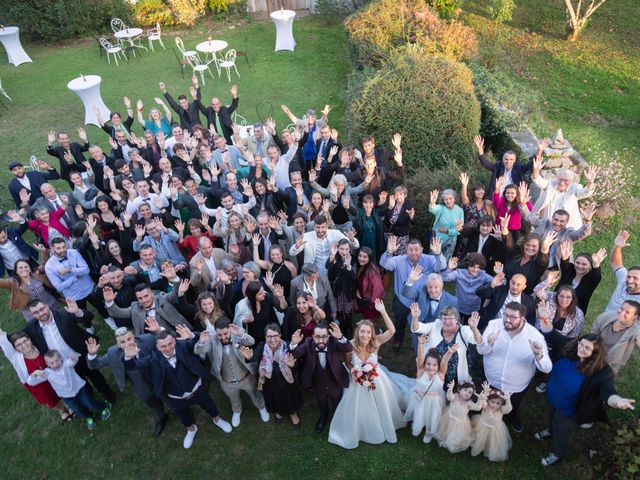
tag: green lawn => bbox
[0,8,639,480]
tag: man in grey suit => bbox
[29,183,79,228]
[194,317,269,427]
[86,328,167,436]
[289,263,337,320]
[103,279,192,336]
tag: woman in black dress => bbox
[281,292,326,342]
[503,231,555,295]
[95,195,121,242]
[327,239,358,338]
[243,281,288,344]
[254,323,302,427]
[251,237,297,300]
[557,241,605,314]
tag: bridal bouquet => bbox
[351,360,379,391]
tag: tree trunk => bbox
[566,28,581,41]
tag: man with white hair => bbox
[531,154,597,231]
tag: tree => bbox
[563,0,608,41]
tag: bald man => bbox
[189,236,238,294]
[476,273,536,330]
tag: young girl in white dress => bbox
[436,380,483,453]
[471,386,513,462]
[328,299,406,449]
[404,335,459,443]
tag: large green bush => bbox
[347,52,481,171]
[345,0,476,69]
[2,0,133,41]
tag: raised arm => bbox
[610,230,629,271]
[374,299,396,345]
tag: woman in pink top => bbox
[7,202,70,246]
[493,177,531,241]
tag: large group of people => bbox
[1,76,638,467]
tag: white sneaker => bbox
[213,418,232,433]
[580,423,594,429]
[231,411,241,427]
[183,426,198,449]
[104,317,117,331]
[422,434,433,444]
[541,452,561,466]
[259,408,270,423]
[535,382,547,393]
[85,326,95,335]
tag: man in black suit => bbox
[476,272,536,330]
[196,85,239,144]
[475,135,549,194]
[86,328,167,437]
[45,128,89,185]
[244,212,286,262]
[280,170,314,219]
[29,183,79,229]
[160,80,201,131]
[361,134,400,170]
[24,299,116,403]
[289,322,352,433]
[87,144,116,193]
[0,224,39,277]
[8,160,60,208]
[152,156,189,188]
[123,328,232,449]
[459,216,506,274]
[314,124,342,187]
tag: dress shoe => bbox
[259,408,270,422]
[103,389,117,404]
[154,414,167,437]
[508,415,523,433]
[213,418,232,433]
[183,426,198,449]
[315,417,326,433]
[231,411,241,427]
[292,419,302,430]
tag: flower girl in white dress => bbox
[328,300,406,449]
[404,335,459,443]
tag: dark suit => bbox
[244,229,286,262]
[291,336,352,420]
[164,89,201,131]
[196,97,239,144]
[89,156,116,193]
[9,169,61,208]
[459,232,505,274]
[280,183,314,219]
[88,334,164,417]
[314,138,342,187]
[152,167,189,186]
[124,334,220,427]
[46,142,89,184]
[24,309,114,398]
[476,284,536,330]
[478,154,534,195]
[0,224,39,277]
[29,193,79,229]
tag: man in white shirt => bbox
[605,230,640,312]
[289,214,359,273]
[477,301,552,432]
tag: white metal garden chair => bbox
[147,22,165,51]
[99,38,127,66]
[186,55,215,86]
[0,78,11,102]
[218,49,239,82]
[110,18,127,34]
[175,37,200,62]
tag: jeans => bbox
[63,385,107,418]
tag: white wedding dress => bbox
[328,352,406,449]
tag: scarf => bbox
[259,340,294,384]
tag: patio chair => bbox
[232,111,248,126]
[172,47,190,78]
[185,55,215,86]
[175,37,199,61]
[219,49,239,82]
[147,22,165,51]
[0,78,12,102]
[91,33,104,58]
[99,38,127,66]
[111,18,127,34]
[236,35,250,67]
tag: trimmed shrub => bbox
[2,0,133,42]
[345,0,476,69]
[347,52,481,172]
[134,0,176,27]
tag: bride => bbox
[328,299,406,449]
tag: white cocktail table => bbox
[270,10,296,52]
[0,26,32,66]
[114,28,147,51]
[67,75,110,127]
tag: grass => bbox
[0,7,639,480]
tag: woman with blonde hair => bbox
[328,300,406,449]
[194,291,225,330]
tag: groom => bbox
[289,322,352,433]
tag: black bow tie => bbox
[165,354,176,360]
[429,297,440,302]
[316,348,327,353]
[59,256,68,261]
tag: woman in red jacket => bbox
[356,247,385,321]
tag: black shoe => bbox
[154,414,167,438]
[508,416,523,433]
[292,419,302,430]
[103,389,117,404]
[315,417,326,434]
[274,415,283,424]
